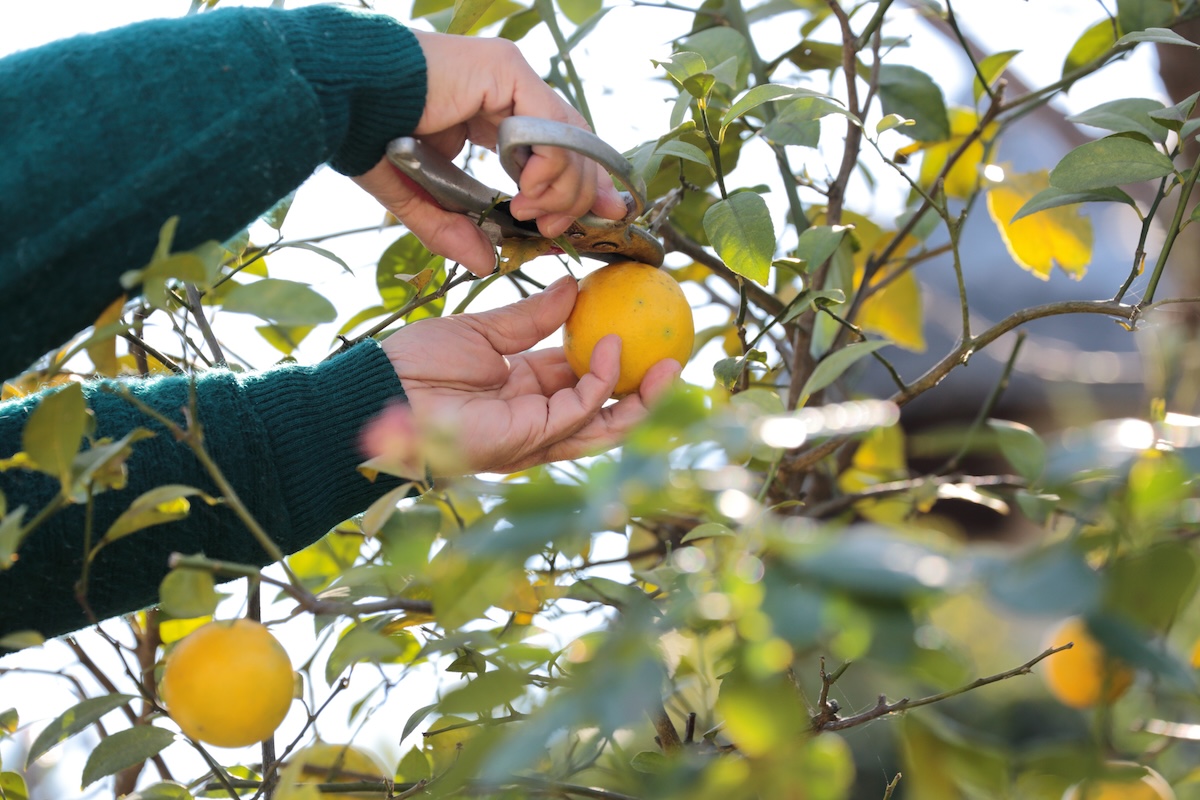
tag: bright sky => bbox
[0,1,1172,796]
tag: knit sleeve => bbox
[0,5,427,381]
[0,340,407,642]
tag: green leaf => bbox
[128,783,193,800]
[396,746,432,783]
[221,279,337,326]
[0,629,40,651]
[1118,0,1174,33]
[447,0,501,34]
[557,0,600,24]
[498,7,541,40]
[256,324,314,356]
[261,192,295,231]
[877,64,950,141]
[325,625,421,684]
[0,772,28,800]
[793,224,852,273]
[1148,90,1200,133]
[1049,137,1176,191]
[413,0,455,17]
[653,51,708,86]
[27,694,139,767]
[712,349,769,390]
[790,528,956,599]
[680,521,736,544]
[402,703,440,743]
[23,382,88,488]
[703,193,775,285]
[876,113,914,134]
[678,27,751,91]
[158,567,219,620]
[1010,185,1135,223]
[973,50,1020,102]
[984,542,1100,616]
[1117,28,1193,50]
[1104,542,1199,631]
[101,485,212,548]
[0,708,18,736]
[1063,19,1119,78]
[760,97,853,149]
[631,750,669,773]
[654,140,712,171]
[438,668,528,715]
[1086,611,1196,690]
[0,506,25,575]
[377,233,446,315]
[81,725,176,788]
[719,84,829,141]
[987,419,1045,482]
[797,340,889,407]
[1066,98,1168,143]
[286,242,352,274]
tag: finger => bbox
[591,161,628,221]
[353,161,497,276]
[638,358,684,405]
[538,334,622,443]
[462,275,579,353]
[509,347,579,397]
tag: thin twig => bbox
[813,643,1071,732]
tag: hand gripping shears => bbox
[385,116,665,267]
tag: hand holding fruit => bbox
[364,275,686,478]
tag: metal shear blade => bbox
[385,117,664,267]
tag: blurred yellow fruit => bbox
[276,743,389,800]
[1062,762,1175,800]
[160,618,294,748]
[1041,617,1133,709]
[563,261,694,397]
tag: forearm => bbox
[0,5,426,379]
[0,341,405,641]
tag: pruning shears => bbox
[385,116,664,268]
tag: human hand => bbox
[362,277,682,478]
[353,32,627,276]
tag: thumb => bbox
[464,275,579,354]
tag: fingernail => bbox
[541,214,573,239]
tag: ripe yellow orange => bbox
[1041,617,1134,709]
[563,261,694,397]
[276,743,389,800]
[1062,762,1175,800]
[159,618,294,748]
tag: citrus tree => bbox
[5,1,1200,799]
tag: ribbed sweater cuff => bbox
[270,5,427,176]
[241,340,406,534]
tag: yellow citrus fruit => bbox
[1191,636,1200,669]
[563,261,694,397]
[159,618,294,748]
[275,743,388,800]
[1041,617,1134,709]
[1062,762,1175,800]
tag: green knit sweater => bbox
[0,5,427,640]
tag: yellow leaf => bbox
[986,167,1093,280]
[898,107,997,200]
[838,425,910,524]
[857,268,926,352]
[499,239,552,274]
[159,615,212,644]
[87,295,126,377]
[824,209,925,352]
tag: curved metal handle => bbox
[497,117,648,222]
